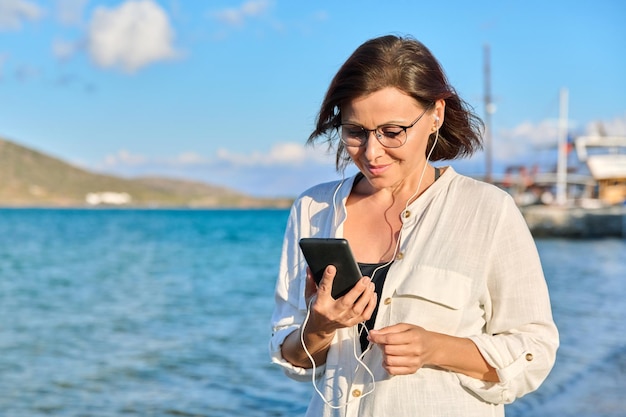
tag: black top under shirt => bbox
[354,167,441,352]
[358,261,392,352]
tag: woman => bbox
[269,35,558,417]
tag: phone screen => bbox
[299,238,362,299]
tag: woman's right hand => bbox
[306,265,377,335]
[281,264,377,368]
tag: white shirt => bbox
[269,167,559,417]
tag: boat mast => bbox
[483,44,493,184]
[556,88,569,205]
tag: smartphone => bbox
[298,238,362,299]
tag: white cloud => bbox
[504,120,559,145]
[211,0,273,27]
[216,142,332,166]
[0,0,43,30]
[86,0,179,73]
[55,0,87,25]
[173,152,209,165]
[472,113,626,178]
[102,143,332,169]
[95,142,339,196]
[52,38,79,59]
[102,149,214,169]
[93,116,626,197]
[103,149,147,167]
[585,113,626,136]
[495,119,559,160]
[495,113,626,163]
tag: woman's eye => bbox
[346,127,365,136]
[380,126,403,137]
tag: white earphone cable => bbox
[362,120,441,288]
[300,298,376,409]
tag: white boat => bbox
[516,134,626,238]
[575,135,626,205]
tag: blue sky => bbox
[1,0,625,197]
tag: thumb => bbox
[317,265,336,297]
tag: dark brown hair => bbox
[308,34,484,171]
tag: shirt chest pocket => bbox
[385,266,472,334]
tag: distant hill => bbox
[0,137,292,208]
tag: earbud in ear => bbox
[433,116,440,131]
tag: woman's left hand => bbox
[368,323,500,381]
[367,323,439,375]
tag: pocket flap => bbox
[394,266,471,310]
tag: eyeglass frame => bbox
[337,106,432,149]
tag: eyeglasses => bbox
[339,107,430,149]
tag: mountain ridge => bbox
[0,137,292,208]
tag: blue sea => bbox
[0,208,624,416]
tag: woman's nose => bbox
[364,130,384,158]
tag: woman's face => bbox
[342,87,442,193]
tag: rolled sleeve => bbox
[459,324,559,404]
[269,324,326,381]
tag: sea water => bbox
[0,208,624,416]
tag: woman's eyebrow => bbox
[341,119,409,126]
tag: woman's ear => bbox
[433,99,445,129]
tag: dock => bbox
[520,204,626,238]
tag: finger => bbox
[361,290,378,321]
[350,279,376,316]
[368,324,411,345]
[339,276,371,307]
[316,265,336,297]
[381,351,424,375]
[383,364,418,376]
[350,277,373,307]
[380,342,412,357]
[375,326,428,357]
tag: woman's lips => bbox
[366,163,391,176]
